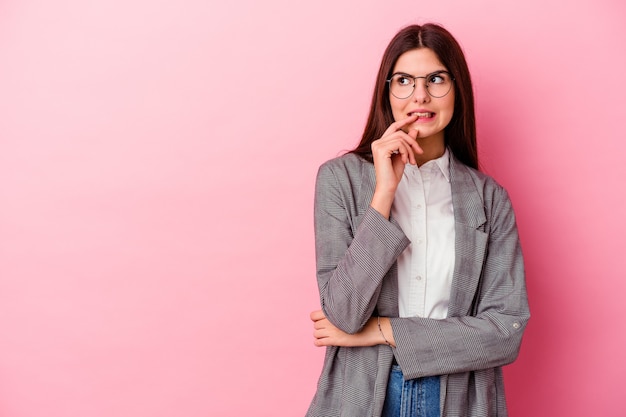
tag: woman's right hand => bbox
[370,115,423,218]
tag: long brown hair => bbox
[351,23,478,169]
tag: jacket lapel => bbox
[448,157,488,317]
[357,161,377,217]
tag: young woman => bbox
[306,24,529,417]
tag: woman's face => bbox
[389,48,455,144]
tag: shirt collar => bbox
[434,148,451,183]
[404,148,450,182]
[413,148,450,183]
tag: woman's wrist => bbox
[363,317,396,347]
[370,189,396,219]
[378,317,392,347]
[376,317,395,347]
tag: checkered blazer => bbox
[306,152,529,417]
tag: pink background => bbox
[1,0,625,416]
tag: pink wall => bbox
[1,0,625,416]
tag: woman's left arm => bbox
[389,186,529,379]
[311,185,530,379]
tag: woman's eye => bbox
[428,74,446,84]
[396,76,412,86]
[429,74,445,84]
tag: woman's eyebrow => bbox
[391,69,447,77]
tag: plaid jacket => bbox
[307,153,529,417]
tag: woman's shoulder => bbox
[315,152,373,196]
[319,152,369,170]
[450,156,509,199]
[317,152,371,179]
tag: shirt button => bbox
[416,204,422,210]
[512,322,520,329]
[416,275,422,281]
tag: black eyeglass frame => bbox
[386,70,455,99]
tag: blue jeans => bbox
[381,364,440,417]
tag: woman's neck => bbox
[414,136,445,167]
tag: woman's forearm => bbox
[311,310,396,348]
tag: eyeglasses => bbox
[387,71,455,99]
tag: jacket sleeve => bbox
[391,185,530,379]
[314,161,410,334]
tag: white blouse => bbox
[391,149,455,319]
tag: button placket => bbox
[410,167,427,317]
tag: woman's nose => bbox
[412,80,430,103]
